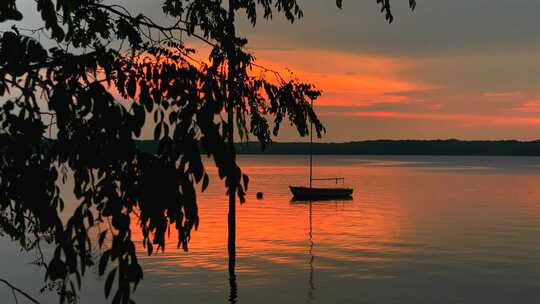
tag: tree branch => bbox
[0,278,40,304]
[90,3,218,49]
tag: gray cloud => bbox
[7,1,539,57]
[239,0,540,56]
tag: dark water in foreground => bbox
[1,155,539,303]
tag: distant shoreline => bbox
[136,139,540,156]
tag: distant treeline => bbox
[136,139,540,156]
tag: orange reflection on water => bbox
[130,159,410,276]
[129,155,540,285]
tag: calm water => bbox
[1,155,540,303]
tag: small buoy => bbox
[256,192,264,199]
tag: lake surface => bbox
[1,155,540,303]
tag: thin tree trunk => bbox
[226,0,238,302]
[309,100,313,188]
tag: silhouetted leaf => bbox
[242,174,249,191]
[127,74,136,98]
[98,250,110,276]
[105,268,116,298]
[202,173,209,192]
[112,286,122,304]
[147,242,153,256]
[154,122,162,140]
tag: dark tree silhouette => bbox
[0,0,416,303]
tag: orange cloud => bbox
[511,100,540,113]
[250,49,439,107]
[165,44,540,135]
[322,111,540,126]
[482,91,522,98]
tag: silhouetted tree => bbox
[0,0,415,303]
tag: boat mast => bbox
[309,99,313,189]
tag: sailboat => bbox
[289,102,354,201]
[290,179,353,200]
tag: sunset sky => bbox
[235,0,540,141]
[140,0,540,141]
[9,0,540,142]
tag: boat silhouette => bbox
[289,100,353,201]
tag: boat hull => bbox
[289,186,353,200]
